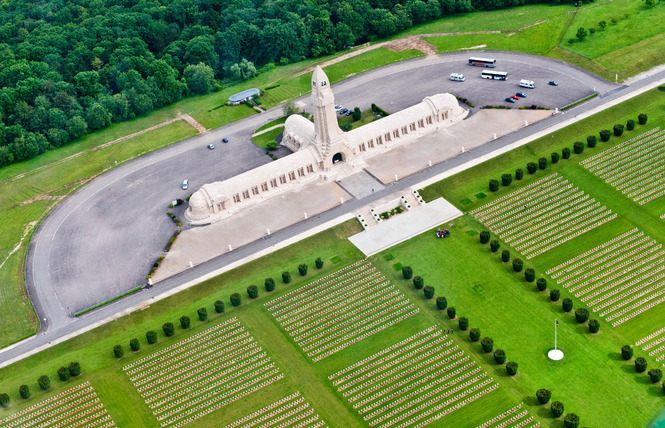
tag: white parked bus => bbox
[481,70,508,80]
[450,73,465,81]
[519,79,535,88]
[468,57,496,67]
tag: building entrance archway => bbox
[332,152,344,164]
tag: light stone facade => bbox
[185,66,467,224]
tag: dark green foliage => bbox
[38,375,50,391]
[265,278,276,292]
[639,113,648,125]
[480,231,491,244]
[282,271,292,284]
[515,168,524,180]
[649,369,663,383]
[501,174,512,186]
[179,316,190,329]
[494,349,506,364]
[551,152,560,164]
[573,141,584,154]
[146,330,157,344]
[506,361,518,376]
[575,308,589,323]
[513,258,523,272]
[198,307,208,321]
[19,385,30,399]
[626,119,635,130]
[340,122,352,132]
[635,357,648,373]
[537,278,547,291]
[481,337,494,353]
[501,250,510,263]
[599,129,611,142]
[490,240,500,252]
[489,179,499,192]
[550,289,560,302]
[247,285,259,298]
[458,317,469,331]
[423,285,435,299]
[526,162,537,174]
[130,338,141,351]
[298,264,308,276]
[352,107,361,121]
[622,345,634,360]
[613,124,624,136]
[447,306,456,319]
[315,257,324,269]
[588,319,600,333]
[57,366,71,381]
[69,362,81,377]
[538,157,547,170]
[551,401,565,418]
[113,345,124,358]
[215,300,225,313]
[413,276,424,290]
[564,413,580,428]
[436,296,448,310]
[162,323,175,337]
[402,266,413,279]
[469,328,481,342]
[562,298,573,312]
[525,268,535,282]
[536,388,551,404]
[231,293,242,306]
[0,393,8,408]
[587,135,597,147]
[562,147,571,159]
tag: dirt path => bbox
[252,123,285,137]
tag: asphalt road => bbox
[7,51,654,366]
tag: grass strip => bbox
[562,93,599,110]
[75,286,143,317]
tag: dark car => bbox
[339,108,348,115]
[345,110,353,116]
[222,138,228,143]
[505,97,515,103]
[549,80,558,86]
[516,92,527,98]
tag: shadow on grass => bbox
[607,351,624,361]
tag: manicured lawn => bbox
[338,109,383,130]
[251,127,283,149]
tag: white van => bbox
[450,73,465,82]
[519,79,535,89]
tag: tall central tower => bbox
[311,66,345,164]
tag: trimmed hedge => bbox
[436,296,448,310]
[512,258,523,272]
[599,129,611,142]
[413,276,424,290]
[550,289,560,302]
[515,168,524,180]
[214,300,225,313]
[489,179,499,192]
[562,147,571,159]
[458,317,469,331]
[265,278,275,292]
[573,141,584,154]
[423,285,435,299]
[587,135,597,148]
[230,293,241,306]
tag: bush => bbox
[480,231,491,244]
[423,285,435,299]
[494,349,506,364]
[501,250,510,262]
[481,337,494,353]
[315,257,324,269]
[69,362,81,377]
[447,306,456,319]
[38,375,51,391]
[264,278,275,292]
[537,278,547,291]
[550,289,560,302]
[501,174,512,186]
[573,141,584,154]
[649,368,663,383]
[402,266,413,279]
[179,316,190,329]
[551,152,560,164]
[575,308,589,323]
[146,330,157,344]
[564,413,580,428]
[19,384,30,399]
[587,135,597,148]
[298,264,308,276]
[626,119,635,130]
[525,268,535,282]
[536,388,551,404]
[162,322,175,337]
[562,147,571,159]
[512,258,523,272]
[231,293,241,306]
[436,296,448,310]
[469,328,481,342]
[490,240,500,252]
[57,366,71,381]
[458,317,469,331]
[506,361,518,376]
[413,276,424,290]
[515,168,524,180]
[538,157,547,170]
[352,107,361,121]
[551,401,565,418]
[197,307,208,321]
[639,113,648,125]
[214,300,225,313]
[489,179,499,192]
[113,345,124,358]
[613,124,624,136]
[130,338,141,351]
[282,271,291,284]
[622,345,634,360]
[247,285,259,298]
[635,357,648,373]
[562,298,573,312]
[588,319,600,333]
[0,393,8,408]
[599,129,611,142]
[526,162,537,174]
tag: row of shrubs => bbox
[401,266,519,376]
[620,346,665,389]
[488,114,648,192]
[166,211,182,227]
[147,229,183,280]
[536,389,581,427]
[0,362,81,408]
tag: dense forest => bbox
[0,0,576,167]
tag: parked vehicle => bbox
[505,97,515,103]
[510,95,519,100]
[339,108,348,115]
[519,79,535,89]
[182,180,189,190]
[207,144,215,149]
[516,92,527,98]
[549,80,558,86]
[334,105,342,111]
[449,73,465,82]
[222,138,228,143]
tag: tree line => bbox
[0,0,579,168]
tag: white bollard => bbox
[525,120,528,126]
[189,261,193,268]
[493,133,497,139]
[304,212,308,219]
[428,160,432,167]
[148,278,153,285]
[266,228,270,235]
[340,197,344,204]
[228,244,232,251]
[461,146,465,153]
[395,174,398,182]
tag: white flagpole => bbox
[555,319,558,351]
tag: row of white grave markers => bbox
[580,127,661,167]
[222,391,326,428]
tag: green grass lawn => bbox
[338,109,383,130]
[251,127,283,149]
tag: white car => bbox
[182,180,188,190]
[334,105,343,112]
[450,73,465,82]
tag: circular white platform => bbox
[548,349,564,360]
